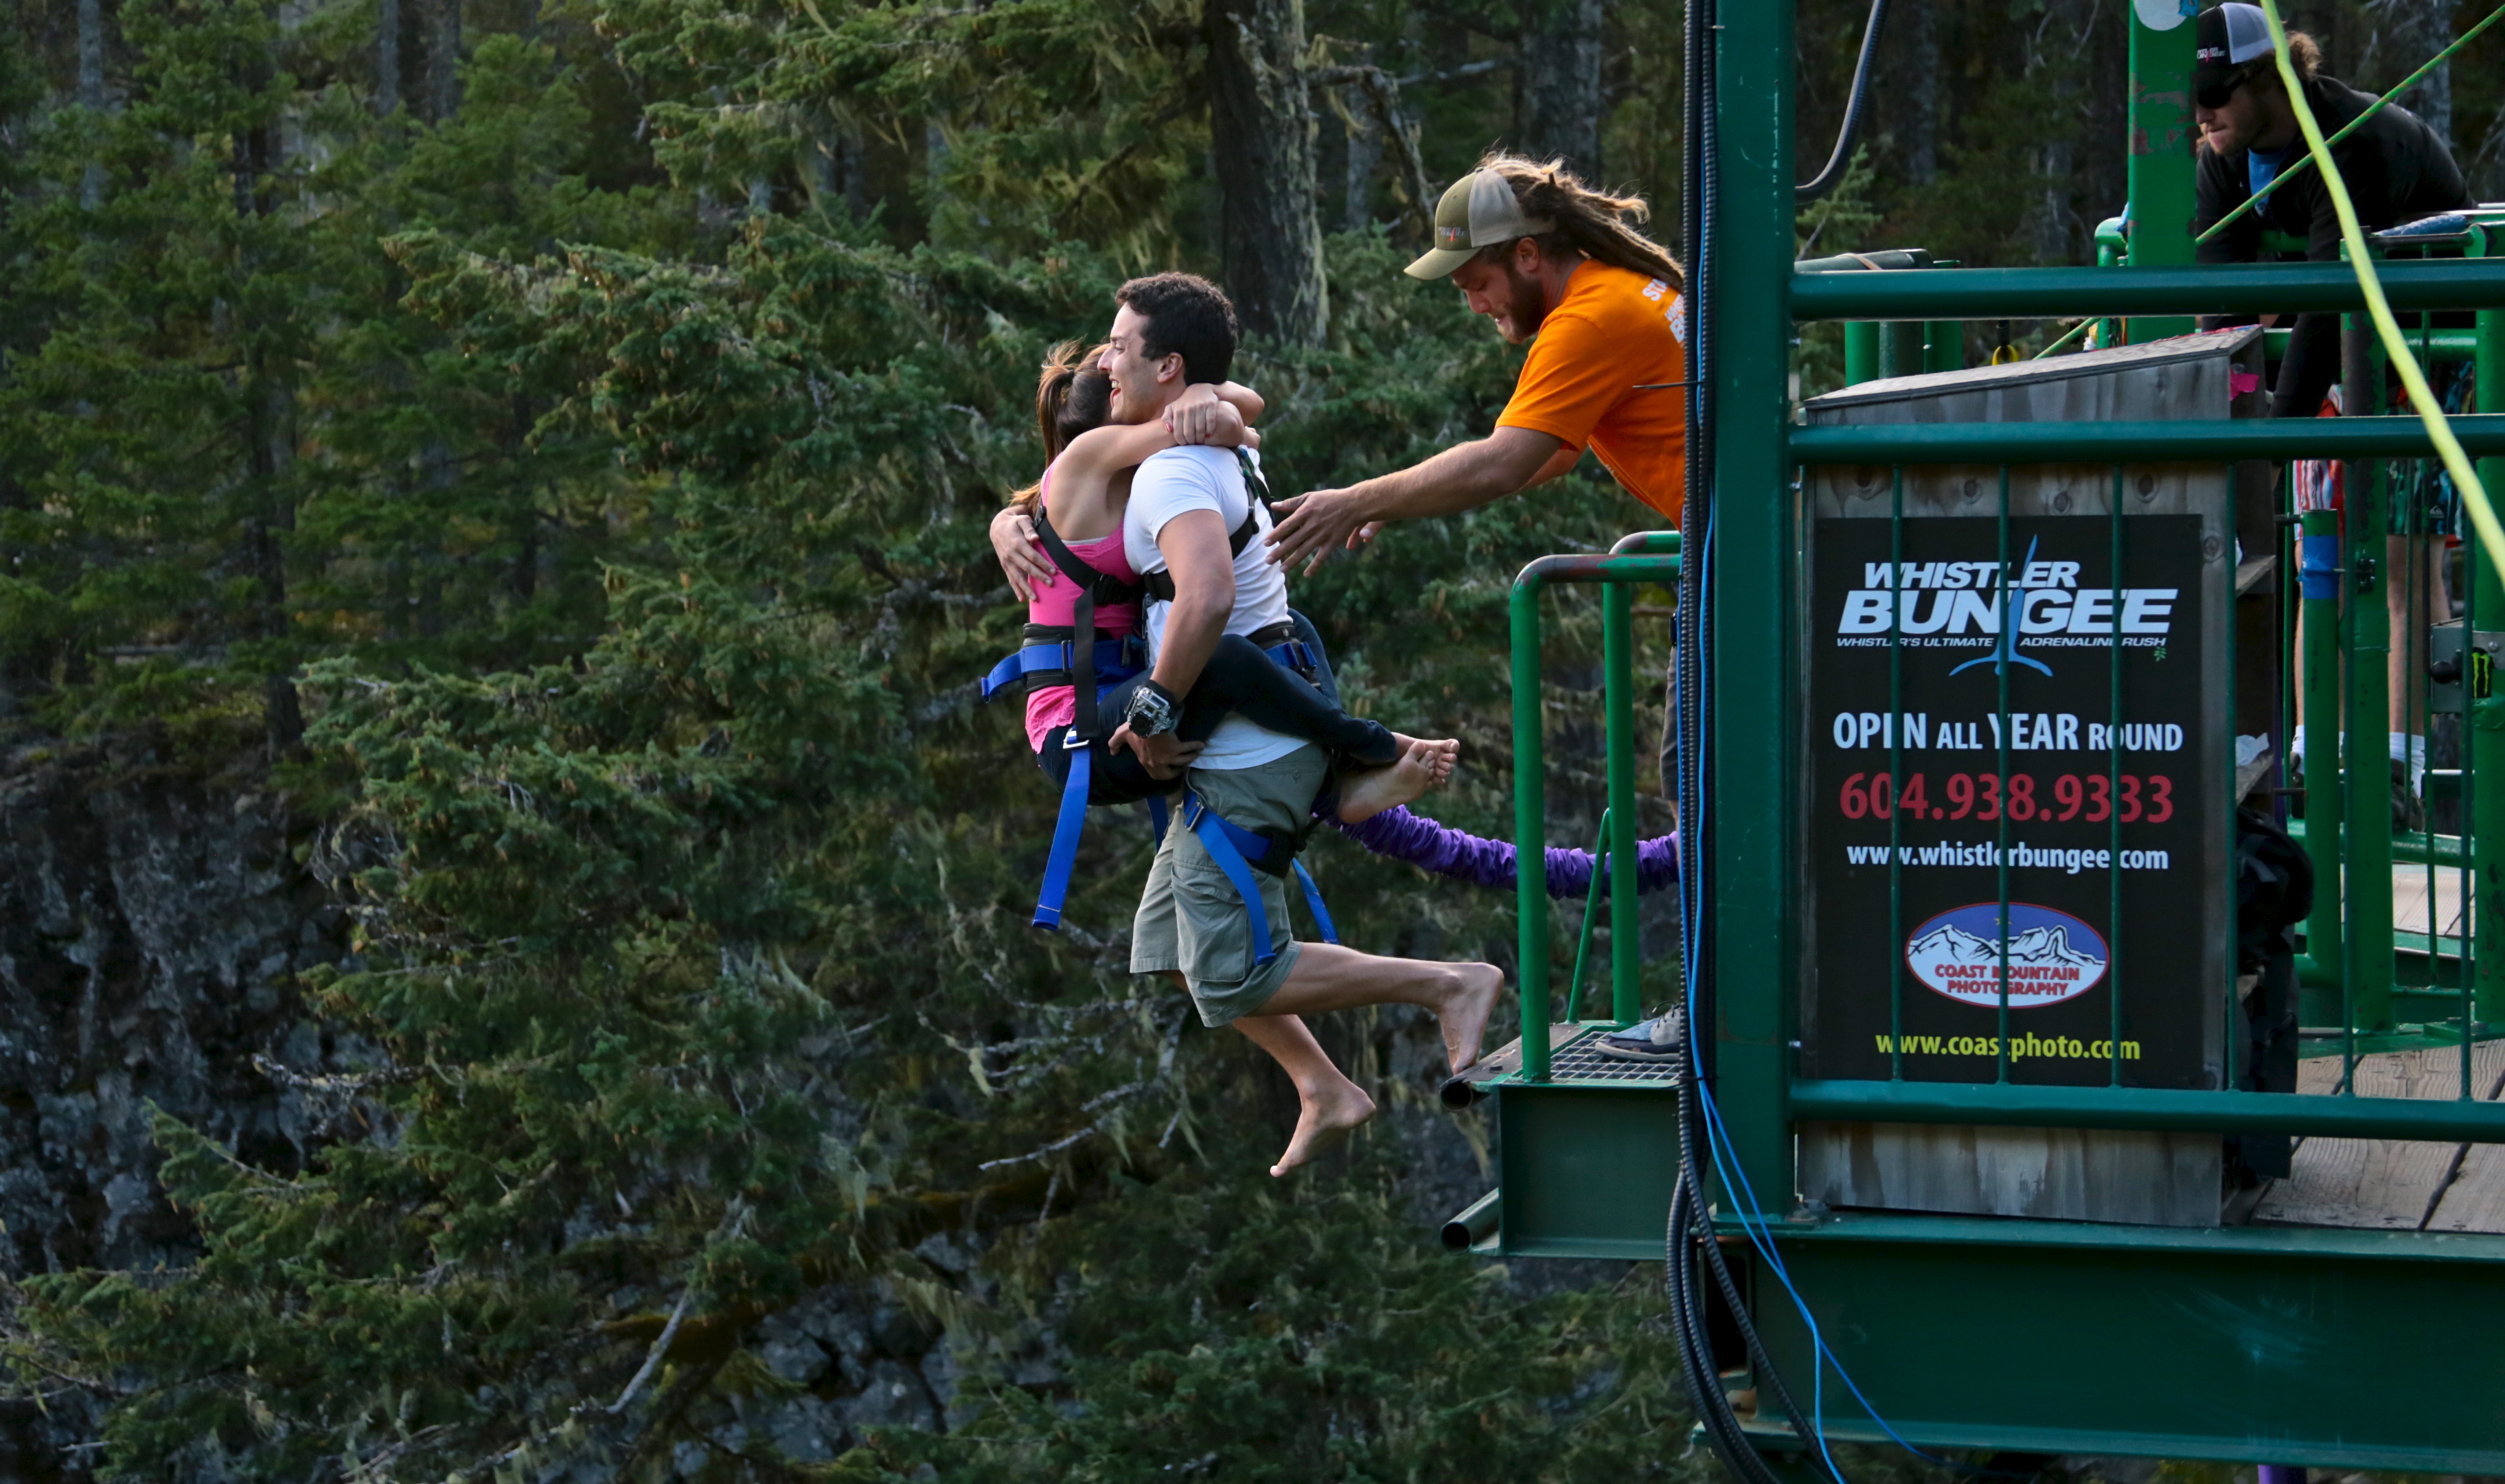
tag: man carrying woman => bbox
[985,273,1500,1176]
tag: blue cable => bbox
[1679,509,1963,1474]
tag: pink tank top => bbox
[1022,517,1143,753]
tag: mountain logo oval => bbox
[1903,902,2109,1008]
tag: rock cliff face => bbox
[0,743,352,1476]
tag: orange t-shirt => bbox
[1496,260,1690,521]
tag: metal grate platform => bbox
[1544,1029,1680,1086]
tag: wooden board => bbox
[1800,1122,2221,1227]
[2250,1041,2505,1232]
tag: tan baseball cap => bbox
[1404,168,1555,280]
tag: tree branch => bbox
[1305,65,1437,237]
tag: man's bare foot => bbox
[1437,962,1506,1075]
[1336,738,1461,825]
[1271,1076,1377,1176]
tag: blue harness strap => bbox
[1180,789,1338,963]
[1185,792,1281,965]
[1032,732,1093,931]
[1263,637,1318,674]
[1291,859,1338,944]
[982,638,1141,703]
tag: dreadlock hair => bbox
[1467,152,1684,288]
[1011,341,1113,515]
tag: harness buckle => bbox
[1063,727,1088,752]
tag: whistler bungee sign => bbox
[1800,510,2227,1089]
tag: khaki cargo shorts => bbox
[1130,744,1331,1026]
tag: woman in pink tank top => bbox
[992,344,1452,814]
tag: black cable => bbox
[1795,0,1891,203]
[1667,4,1849,1480]
[1669,1175,1785,1484]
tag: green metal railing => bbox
[1509,545,1677,1081]
[1500,236,2505,1156]
[1485,0,2505,1464]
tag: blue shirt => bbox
[2246,141,2297,198]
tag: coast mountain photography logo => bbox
[1903,902,2109,1007]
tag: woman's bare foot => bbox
[1271,1076,1377,1177]
[1336,738,1461,825]
[1391,732,1460,784]
[1436,963,1507,1074]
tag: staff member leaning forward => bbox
[1286,154,1692,1063]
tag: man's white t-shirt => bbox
[1123,445,1303,770]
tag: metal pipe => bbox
[2266,327,2477,360]
[2344,313,2396,1034]
[1441,1189,1500,1251]
[1792,416,2505,464]
[1511,567,1553,1080]
[2478,229,2505,1024]
[1510,552,1686,1080]
[2125,0,2197,342]
[1604,586,1642,1025]
[1844,320,1879,385]
[1790,1078,2505,1141]
[2287,820,2469,867]
[1609,530,1682,556]
[1793,261,2505,320]
[1715,0,1801,1220]
[2300,506,2346,1027]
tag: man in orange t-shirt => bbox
[1267,157,1692,1064]
[1265,156,1689,572]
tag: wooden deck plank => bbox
[2253,1042,2505,1232]
[2253,1050,2479,1229]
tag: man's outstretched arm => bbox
[1265,426,1568,573]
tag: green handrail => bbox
[1511,550,1680,1082]
[1792,1079,2505,1142]
[1793,416,2505,464]
[1794,260,2505,320]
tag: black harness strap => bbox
[1141,450,1273,604]
[1033,511,1142,739]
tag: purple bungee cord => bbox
[1325,806,1678,898]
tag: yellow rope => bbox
[2256,0,2505,580]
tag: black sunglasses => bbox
[2196,78,2242,110]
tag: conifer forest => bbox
[1,0,2501,1477]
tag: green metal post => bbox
[2301,505,2346,1023]
[1844,321,1879,386]
[1713,0,1796,1208]
[2125,1,2197,341]
[1511,574,1552,1080]
[2345,311,2396,1034]
[1511,551,1684,1074]
[1603,582,1642,1025]
[1877,321,1925,379]
[1924,322,1965,374]
[2476,230,2505,1024]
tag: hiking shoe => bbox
[1594,1012,1684,1062]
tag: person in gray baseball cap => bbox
[1263,153,1689,574]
